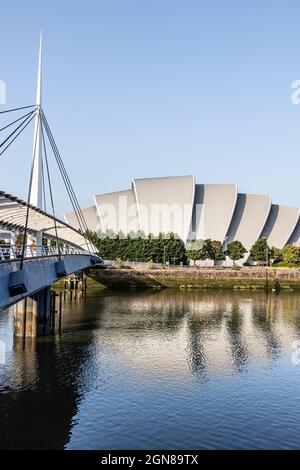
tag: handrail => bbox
[0,244,92,262]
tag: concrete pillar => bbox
[14,297,37,337]
[13,287,53,337]
[14,299,27,337]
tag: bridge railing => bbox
[0,244,91,262]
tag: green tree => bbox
[269,246,282,264]
[186,240,202,265]
[281,245,300,265]
[163,232,186,265]
[199,239,214,264]
[250,238,270,265]
[85,230,186,264]
[210,240,225,262]
[225,240,247,266]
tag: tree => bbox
[269,246,282,264]
[163,232,186,265]
[210,240,225,262]
[250,238,270,265]
[84,230,186,264]
[199,239,214,263]
[186,240,202,265]
[198,239,225,266]
[281,245,300,265]
[225,240,247,266]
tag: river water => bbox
[0,287,300,450]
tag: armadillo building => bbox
[65,175,300,265]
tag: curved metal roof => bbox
[0,191,94,251]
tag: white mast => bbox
[29,32,43,208]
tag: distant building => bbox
[65,175,300,265]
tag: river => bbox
[1,287,300,449]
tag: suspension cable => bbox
[41,115,86,233]
[0,105,36,114]
[0,110,37,158]
[41,152,47,212]
[20,110,41,270]
[0,109,36,132]
[41,112,88,233]
[0,109,37,154]
[41,112,92,252]
[41,122,61,260]
[42,121,92,253]
[0,103,93,256]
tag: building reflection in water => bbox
[1,288,300,449]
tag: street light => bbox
[262,236,269,292]
[223,236,228,268]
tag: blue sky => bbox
[1,0,300,216]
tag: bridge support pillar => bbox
[14,287,54,337]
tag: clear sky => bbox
[1,0,300,216]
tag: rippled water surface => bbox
[1,288,300,449]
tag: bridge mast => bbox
[29,32,43,209]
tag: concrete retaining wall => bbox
[88,267,300,290]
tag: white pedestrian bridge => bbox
[0,191,103,313]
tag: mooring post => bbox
[84,275,87,297]
[50,290,56,332]
[58,291,62,332]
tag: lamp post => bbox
[223,236,228,268]
[262,237,269,292]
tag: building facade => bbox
[65,175,300,265]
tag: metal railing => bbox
[0,244,90,262]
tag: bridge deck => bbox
[0,254,102,312]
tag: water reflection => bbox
[0,289,300,449]
[252,297,282,362]
[225,303,250,372]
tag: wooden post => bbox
[58,291,62,332]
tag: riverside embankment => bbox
[88,267,300,290]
